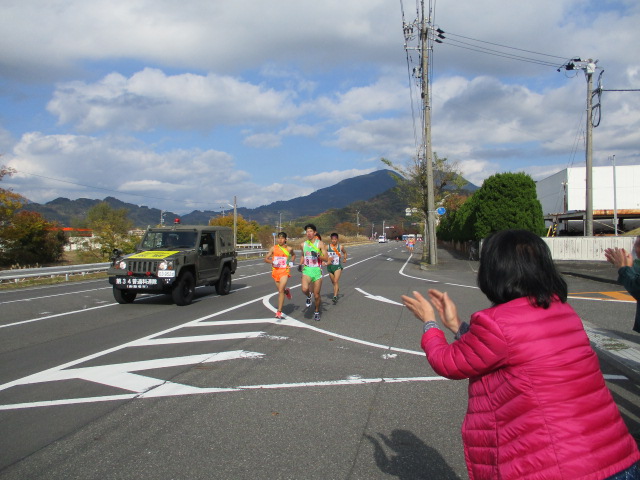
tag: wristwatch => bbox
[422,321,439,333]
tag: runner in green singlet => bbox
[298,223,328,321]
[326,232,347,304]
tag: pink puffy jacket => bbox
[422,297,639,480]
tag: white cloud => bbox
[1,0,639,219]
[5,132,255,213]
[313,77,409,122]
[0,0,403,81]
[47,68,299,132]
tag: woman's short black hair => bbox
[477,229,567,308]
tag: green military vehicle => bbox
[108,224,237,306]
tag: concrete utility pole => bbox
[585,63,594,236]
[612,155,618,236]
[419,1,437,264]
[560,58,600,236]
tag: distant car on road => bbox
[378,235,388,243]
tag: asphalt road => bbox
[0,242,638,479]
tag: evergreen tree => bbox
[473,172,545,239]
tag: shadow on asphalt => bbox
[365,430,461,479]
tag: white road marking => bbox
[398,253,477,288]
[260,297,422,356]
[567,295,633,303]
[0,303,118,329]
[12,351,263,393]
[0,376,447,411]
[355,288,403,306]
[0,265,435,409]
[603,374,629,381]
[0,287,111,305]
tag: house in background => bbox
[536,165,640,235]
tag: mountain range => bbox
[21,169,477,228]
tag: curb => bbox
[583,322,640,385]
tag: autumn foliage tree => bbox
[1,165,68,266]
[0,211,67,266]
[209,214,262,244]
[0,165,26,225]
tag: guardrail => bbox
[0,249,268,284]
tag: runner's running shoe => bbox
[305,294,312,308]
[314,311,320,321]
[275,311,282,319]
[285,288,291,300]
[332,296,338,305]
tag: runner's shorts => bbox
[303,266,322,282]
[272,268,290,282]
[327,264,343,275]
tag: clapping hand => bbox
[402,289,462,334]
[604,247,633,269]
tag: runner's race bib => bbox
[304,252,319,267]
[273,256,287,268]
[328,251,340,265]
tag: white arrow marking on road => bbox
[11,350,264,393]
[355,288,403,306]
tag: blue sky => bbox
[1,0,639,214]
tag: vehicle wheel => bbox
[113,287,137,304]
[172,271,195,306]
[215,268,232,295]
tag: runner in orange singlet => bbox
[265,232,295,319]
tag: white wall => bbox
[542,236,635,260]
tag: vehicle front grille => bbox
[127,260,159,274]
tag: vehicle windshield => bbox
[140,231,197,249]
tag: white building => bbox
[536,165,640,234]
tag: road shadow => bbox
[365,430,462,479]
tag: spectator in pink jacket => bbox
[402,230,639,480]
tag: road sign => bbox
[436,206,446,215]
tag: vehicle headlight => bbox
[159,260,174,270]
[118,261,127,270]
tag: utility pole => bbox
[419,1,437,264]
[225,197,237,247]
[612,155,618,235]
[585,64,594,236]
[560,58,600,236]
[233,196,237,248]
[356,210,360,237]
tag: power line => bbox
[443,30,568,60]
[440,38,560,68]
